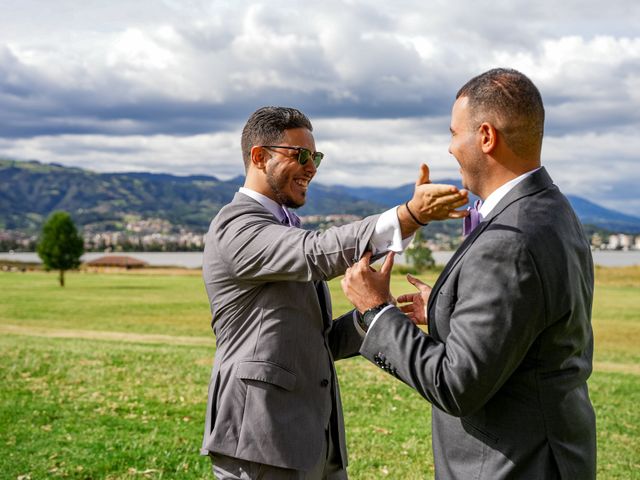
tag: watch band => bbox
[361,302,391,330]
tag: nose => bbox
[304,157,317,175]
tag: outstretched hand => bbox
[397,274,432,326]
[409,163,469,222]
[341,251,395,313]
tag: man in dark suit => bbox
[341,69,596,479]
[201,106,468,479]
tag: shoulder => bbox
[213,196,274,228]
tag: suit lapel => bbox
[315,280,332,329]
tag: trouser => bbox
[210,428,347,480]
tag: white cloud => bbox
[0,0,639,214]
[0,132,241,177]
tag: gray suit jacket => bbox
[201,192,377,471]
[361,168,596,479]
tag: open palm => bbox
[397,274,432,326]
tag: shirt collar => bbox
[238,187,287,223]
[478,167,541,218]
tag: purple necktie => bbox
[281,207,301,228]
[462,200,483,237]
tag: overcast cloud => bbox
[1,0,639,214]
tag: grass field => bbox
[1,266,639,479]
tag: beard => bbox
[266,168,305,208]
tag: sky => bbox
[1,0,639,214]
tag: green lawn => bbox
[1,267,638,479]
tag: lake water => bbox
[2,250,639,269]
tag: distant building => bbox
[85,255,148,269]
[606,233,635,250]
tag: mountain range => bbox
[2,158,640,234]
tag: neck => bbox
[244,170,278,203]
[478,155,539,199]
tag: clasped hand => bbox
[341,252,433,327]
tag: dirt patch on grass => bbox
[0,324,213,347]
[3,324,639,375]
[593,361,640,376]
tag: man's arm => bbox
[327,309,366,360]
[341,235,546,417]
[217,165,467,283]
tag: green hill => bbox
[0,159,381,233]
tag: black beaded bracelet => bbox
[405,201,428,226]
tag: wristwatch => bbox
[358,302,391,332]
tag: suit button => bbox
[320,379,329,387]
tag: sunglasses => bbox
[261,145,323,168]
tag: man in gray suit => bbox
[341,69,596,479]
[201,106,468,479]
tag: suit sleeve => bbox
[328,310,364,361]
[360,234,545,417]
[213,210,379,282]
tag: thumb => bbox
[380,251,395,276]
[406,273,429,291]
[358,251,373,270]
[415,163,431,186]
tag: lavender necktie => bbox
[462,200,483,236]
[281,207,301,228]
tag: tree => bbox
[404,228,435,272]
[37,211,84,287]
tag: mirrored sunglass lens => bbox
[297,149,311,165]
[313,152,323,167]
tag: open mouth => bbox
[294,178,310,190]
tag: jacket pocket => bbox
[235,360,297,391]
[461,417,499,444]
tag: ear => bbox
[250,146,269,171]
[478,122,498,154]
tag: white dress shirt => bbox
[478,167,541,218]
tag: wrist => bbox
[405,201,428,226]
[359,302,391,331]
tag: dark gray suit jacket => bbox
[201,192,378,471]
[361,168,596,479]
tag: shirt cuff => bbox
[352,310,367,337]
[367,304,396,331]
[369,206,415,255]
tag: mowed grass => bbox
[0,266,639,479]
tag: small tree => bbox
[37,211,84,287]
[405,228,435,272]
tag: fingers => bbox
[417,183,459,196]
[358,251,372,270]
[396,294,413,304]
[415,163,431,186]
[380,252,395,276]
[436,188,468,204]
[398,304,414,313]
[406,273,428,289]
[448,209,470,219]
[411,184,470,222]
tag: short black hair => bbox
[456,68,545,158]
[240,107,313,171]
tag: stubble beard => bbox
[266,168,304,209]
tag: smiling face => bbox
[448,96,485,196]
[263,127,317,208]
